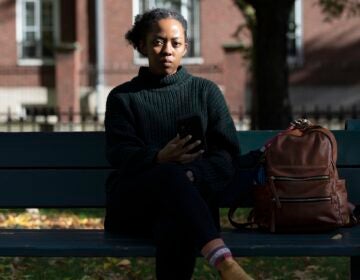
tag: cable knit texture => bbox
[105,66,240,192]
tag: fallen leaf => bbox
[331,233,343,240]
[117,259,131,267]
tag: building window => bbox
[16,0,59,65]
[287,0,303,67]
[133,0,202,64]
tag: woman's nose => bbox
[162,42,173,54]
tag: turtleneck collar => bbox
[136,66,190,88]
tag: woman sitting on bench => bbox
[104,8,253,280]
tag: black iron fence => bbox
[0,107,104,132]
[1,105,359,132]
[233,104,360,130]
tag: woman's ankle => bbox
[200,238,225,257]
[201,239,253,279]
[217,258,254,280]
[216,257,237,270]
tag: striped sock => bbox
[205,245,233,268]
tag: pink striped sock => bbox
[205,245,233,268]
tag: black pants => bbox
[104,163,221,280]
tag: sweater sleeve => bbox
[184,82,241,192]
[105,91,159,174]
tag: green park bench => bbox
[0,120,359,278]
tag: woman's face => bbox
[140,18,188,76]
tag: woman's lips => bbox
[161,58,173,65]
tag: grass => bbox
[0,208,350,279]
[0,256,349,279]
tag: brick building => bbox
[0,0,359,123]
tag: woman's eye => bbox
[153,39,164,46]
[173,42,181,47]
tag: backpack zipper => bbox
[269,175,331,209]
[274,196,332,203]
[270,175,330,181]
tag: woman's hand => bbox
[156,134,204,164]
[185,170,195,182]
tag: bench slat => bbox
[0,229,154,257]
[0,169,109,208]
[333,131,360,167]
[0,132,108,168]
[223,226,360,257]
[346,119,360,131]
[339,168,360,205]
[0,168,359,208]
[238,131,360,167]
[0,227,358,257]
[0,131,359,168]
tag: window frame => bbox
[132,0,203,65]
[16,0,60,66]
[287,0,304,67]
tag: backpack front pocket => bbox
[268,175,342,231]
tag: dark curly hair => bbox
[125,8,188,55]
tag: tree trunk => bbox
[251,0,294,129]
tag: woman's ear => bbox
[139,41,148,57]
[183,42,188,57]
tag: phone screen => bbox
[176,114,206,153]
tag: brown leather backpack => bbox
[229,119,351,233]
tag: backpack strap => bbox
[346,202,360,227]
[305,126,339,179]
[227,187,257,229]
[308,127,338,164]
[228,205,256,229]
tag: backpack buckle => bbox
[290,118,312,130]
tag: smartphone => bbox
[176,114,207,153]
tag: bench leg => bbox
[350,257,360,280]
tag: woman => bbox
[104,8,253,280]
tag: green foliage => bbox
[41,209,105,219]
[233,1,256,62]
[234,0,256,28]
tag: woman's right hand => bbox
[156,134,204,164]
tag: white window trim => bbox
[132,0,203,65]
[288,0,304,67]
[17,58,56,66]
[16,0,60,66]
[134,56,204,65]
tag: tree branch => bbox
[244,0,257,8]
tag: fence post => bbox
[68,107,74,131]
[19,116,24,132]
[39,107,54,132]
[55,106,60,131]
[352,104,358,119]
[338,106,345,125]
[313,105,320,123]
[94,107,99,131]
[81,111,86,131]
[300,105,307,119]
[31,108,36,132]
[326,105,332,123]
[6,107,11,132]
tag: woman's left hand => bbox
[185,170,195,182]
[156,134,204,164]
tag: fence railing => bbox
[233,104,360,130]
[1,105,359,132]
[0,107,104,132]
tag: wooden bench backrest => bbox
[0,126,359,208]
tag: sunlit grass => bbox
[0,209,349,279]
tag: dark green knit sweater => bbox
[105,66,240,192]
